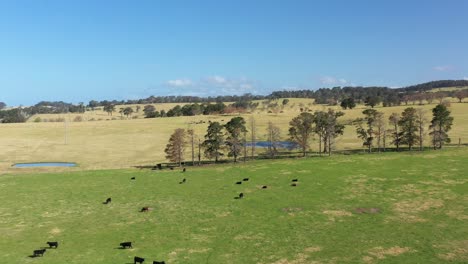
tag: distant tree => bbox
[416,108,428,151]
[340,98,356,109]
[289,112,315,157]
[355,109,379,152]
[425,92,435,104]
[202,121,225,162]
[364,96,381,108]
[160,109,167,117]
[103,104,115,116]
[455,90,467,103]
[136,105,141,112]
[88,100,99,110]
[388,113,401,151]
[399,107,419,151]
[165,128,186,166]
[282,99,290,106]
[266,121,281,157]
[123,107,134,118]
[429,104,454,149]
[143,105,157,118]
[224,117,247,162]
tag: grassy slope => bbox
[0,148,467,263]
[1,100,468,173]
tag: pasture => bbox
[1,100,468,173]
[0,148,467,263]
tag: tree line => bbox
[164,103,454,165]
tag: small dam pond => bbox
[13,162,77,168]
[245,141,298,149]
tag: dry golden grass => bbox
[1,99,468,173]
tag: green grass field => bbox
[1,147,467,263]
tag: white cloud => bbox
[166,79,193,87]
[320,76,350,86]
[206,75,227,85]
[463,76,468,81]
[433,65,453,72]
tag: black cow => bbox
[153,261,166,264]
[262,185,268,189]
[170,167,174,170]
[134,256,145,264]
[239,193,244,199]
[131,177,136,180]
[179,178,186,184]
[33,249,46,257]
[291,183,297,187]
[292,179,298,182]
[235,181,242,185]
[120,241,132,249]
[47,241,58,248]
[182,168,186,172]
[243,178,249,181]
[140,207,149,212]
[104,198,112,204]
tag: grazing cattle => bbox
[134,256,145,264]
[170,167,174,170]
[179,178,186,184]
[104,198,112,204]
[120,241,132,249]
[153,261,166,264]
[33,249,46,257]
[292,179,298,182]
[182,168,186,172]
[236,181,242,185]
[140,207,149,212]
[243,178,249,181]
[239,193,244,199]
[47,241,58,248]
[262,185,268,189]
[131,177,136,180]
[291,183,297,187]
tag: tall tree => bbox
[289,112,315,157]
[266,121,281,157]
[143,105,157,118]
[429,104,454,149]
[165,128,186,166]
[388,113,401,151]
[202,121,225,162]
[455,90,467,103]
[355,109,379,152]
[187,129,196,165]
[399,107,419,151]
[313,111,327,155]
[416,108,428,151]
[249,116,256,159]
[324,109,345,155]
[375,112,386,152]
[224,117,247,162]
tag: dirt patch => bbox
[188,248,211,254]
[435,240,468,261]
[391,198,444,223]
[364,246,414,263]
[49,227,61,234]
[304,246,322,253]
[354,208,381,214]
[323,210,353,222]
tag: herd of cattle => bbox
[30,167,299,263]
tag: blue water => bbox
[245,141,298,149]
[13,162,77,168]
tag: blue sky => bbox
[1,0,467,106]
